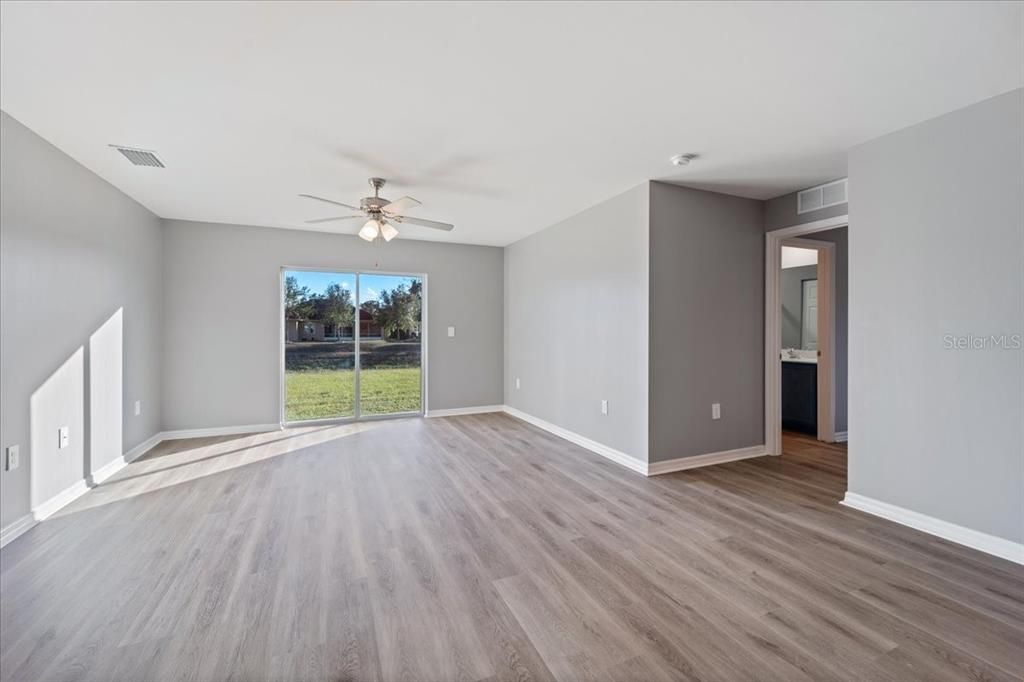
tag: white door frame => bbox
[279,267,428,427]
[765,215,847,455]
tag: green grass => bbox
[285,367,421,421]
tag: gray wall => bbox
[162,220,503,430]
[780,264,817,349]
[648,182,765,462]
[1,111,163,528]
[848,88,1023,544]
[504,184,649,462]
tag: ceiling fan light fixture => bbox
[380,221,399,242]
[300,178,454,241]
[359,218,380,242]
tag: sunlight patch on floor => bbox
[53,420,404,517]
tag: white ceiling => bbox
[2,2,1021,246]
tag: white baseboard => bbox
[124,432,165,463]
[426,405,504,418]
[842,492,1024,565]
[160,423,282,440]
[647,444,768,476]
[89,456,126,486]
[0,513,36,548]
[501,406,647,475]
[500,406,770,478]
[89,432,164,485]
[834,431,848,443]
[32,479,91,521]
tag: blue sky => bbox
[286,270,420,303]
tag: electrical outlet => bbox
[712,403,721,420]
[515,377,521,390]
[601,400,609,415]
[58,426,70,449]
[134,400,142,416]
[5,445,19,471]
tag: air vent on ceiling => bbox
[110,145,165,168]
[797,178,846,214]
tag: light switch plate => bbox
[58,426,70,449]
[601,400,609,415]
[447,326,456,337]
[712,403,721,420]
[134,400,141,416]
[5,445,19,471]
[515,377,521,390]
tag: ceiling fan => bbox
[299,177,454,242]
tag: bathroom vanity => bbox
[781,351,817,435]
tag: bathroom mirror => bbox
[780,246,818,351]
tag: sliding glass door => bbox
[357,274,423,416]
[283,270,356,421]
[283,269,423,423]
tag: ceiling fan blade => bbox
[397,215,454,231]
[382,196,422,215]
[298,193,361,211]
[305,215,363,224]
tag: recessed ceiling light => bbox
[670,153,699,166]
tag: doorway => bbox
[778,238,832,438]
[765,216,848,456]
[281,268,425,424]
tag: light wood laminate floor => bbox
[2,414,1022,681]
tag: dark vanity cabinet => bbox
[781,361,817,435]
